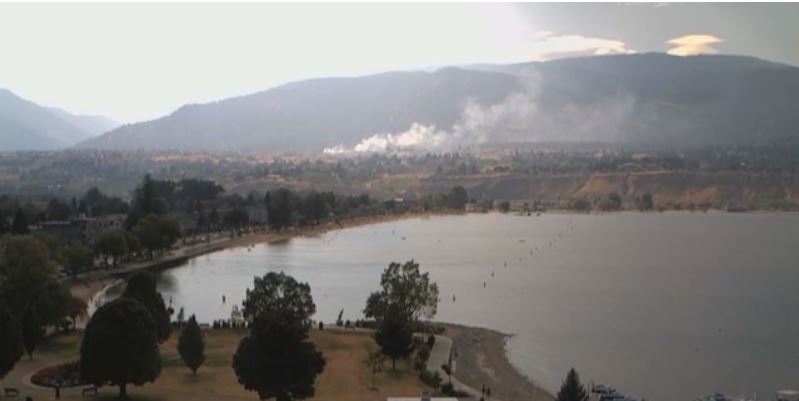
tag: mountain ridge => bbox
[0,89,119,151]
[70,53,799,153]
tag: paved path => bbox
[428,334,497,401]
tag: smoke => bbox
[323,70,644,155]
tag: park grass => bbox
[29,328,433,401]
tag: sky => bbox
[0,3,797,124]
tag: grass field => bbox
[22,328,434,401]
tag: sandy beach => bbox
[443,323,554,401]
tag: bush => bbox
[31,361,85,388]
[413,344,431,371]
[419,369,441,388]
[441,382,454,395]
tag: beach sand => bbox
[443,323,554,401]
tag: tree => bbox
[556,368,588,401]
[223,208,250,230]
[233,312,326,401]
[177,315,205,375]
[446,186,468,210]
[364,347,385,390]
[64,296,88,330]
[607,192,623,210]
[233,273,325,401]
[11,210,28,235]
[241,272,316,323]
[570,198,591,213]
[21,308,43,360]
[132,214,180,259]
[80,298,161,400]
[0,236,69,327]
[374,304,413,370]
[265,188,296,230]
[0,304,23,380]
[497,201,511,213]
[364,260,439,323]
[46,198,73,220]
[637,193,654,211]
[94,230,128,267]
[63,244,94,276]
[0,210,8,234]
[122,272,172,343]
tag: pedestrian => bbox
[487,386,492,398]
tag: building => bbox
[83,214,126,242]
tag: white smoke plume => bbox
[323,70,642,155]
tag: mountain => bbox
[0,89,119,151]
[47,107,120,140]
[80,53,799,153]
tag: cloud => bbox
[666,34,723,56]
[530,31,635,61]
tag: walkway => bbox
[428,334,498,401]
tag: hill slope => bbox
[0,89,119,150]
[81,54,799,153]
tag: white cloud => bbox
[529,31,635,61]
[666,34,723,56]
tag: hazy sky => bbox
[1,3,797,123]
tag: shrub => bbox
[31,361,85,388]
[441,382,454,395]
[419,369,441,388]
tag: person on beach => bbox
[222,294,226,303]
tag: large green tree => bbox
[63,243,94,276]
[0,304,23,380]
[10,210,28,235]
[0,236,69,327]
[233,273,325,401]
[241,272,315,323]
[132,214,180,259]
[64,295,88,330]
[364,260,439,323]
[446,186,468,210]
[80,298,161,399]
[122,272,172,343]
[265,189,296,230]
[177,315,205,375]
[374,304,413,370]
[556,368,589,401]
[21,308,43,360]
[94,230,128,267]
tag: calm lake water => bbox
[152,212,799,401]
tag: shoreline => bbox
[67,210,554,400]
[441,323,554,401]
[68,210,457,303]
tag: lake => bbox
[152,212,799,401]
